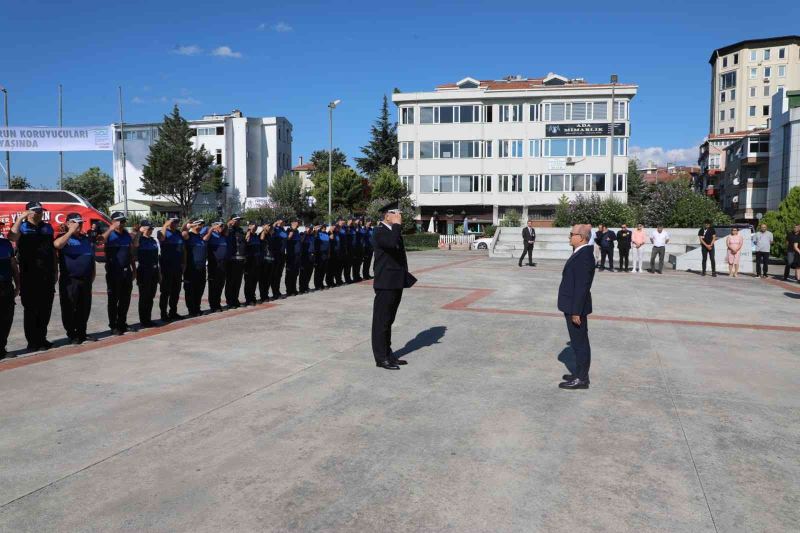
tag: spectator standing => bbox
[785,224,800,281]
[698,220,717,277]
[616,224,632,272]
[596,224,616,271]
[590,227,600,266]
[752,223,773,279]
[631,223,647,273]
[726,227,743,278]
[649,225,670,274]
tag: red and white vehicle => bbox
[0,189,112,259]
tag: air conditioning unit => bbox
[763,78,770,83]
[566,157,574,165]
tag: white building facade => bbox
[393,74,637,231]
[768,88,800,210]
[111,110,292,214]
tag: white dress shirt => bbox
[650,230,670,247]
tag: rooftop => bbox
[434,73,637,92]
[709,35,800,64]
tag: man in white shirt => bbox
[649,225,670,274]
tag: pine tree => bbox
[369,166,406,201]
[312,167,367,214]
[355,95,397,177]
[139,105,219,217]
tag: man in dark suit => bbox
[371,202,416,370]
[518,220,537,267]
[557,224,596,390]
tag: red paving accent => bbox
[411,256,485,274]
[764,277,800,293]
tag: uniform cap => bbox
[192,218,205,225]
[211,220,223,226]
[25,201,45,211]
[139,219,152,227]
[379,200,400,213]
[111,211,127,221]
[168,216,180,222]
[229,214,242,221]
[66,212,83,223]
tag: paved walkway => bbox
[1,251,798,532]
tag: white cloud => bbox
[257,23,266,31]
[629,145,699,167]
[273,21,293,32]
[172,44,202,56]
[131,96,146,104]
[173,96,201,105]
[211,46,242,58]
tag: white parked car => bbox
[471,237,493,250]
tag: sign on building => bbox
[545,123,626,137]
[0,126,113,151]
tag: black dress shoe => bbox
[111,328,123,336]
[376,361,400,370]
[562,374,590,384]
[140,321,157,328]
[559,378,589,390]
[390,359,408,366]
[26,344,40,352]
[71,337,82,345]
[40,339,54,349]
[82,335,98,343]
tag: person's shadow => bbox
[785,292,800,300]
[393,326,447,359]
[557,343,576,375]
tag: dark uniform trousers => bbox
[299,255,314,293]
[243,256,260,304]
[351,248,363,282]
[0,282,15,350]
[270,257,285,298]
[60,276,92,340]
[315,256,328,290]
[184,268,206,315]
[564,314,591,382]
[137,268,159,323]
[225,259,245,306]
[285,256,299,296]
[328,254,340,286]
[207,262,225,310]
[599,247,614,270]
[258,260,273,301]
[371,288,403,364]
[362,250,373,279]
[106,268,133,330]
[701,246,716,273]
[21,277,55,346]
[341,250,352,284]
[618,247,630,271]
[159,268,182,317]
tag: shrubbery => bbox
[761,187,800,257]
[404,233,440,250]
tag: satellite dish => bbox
[391,157,397,166]
[756,212,763,219]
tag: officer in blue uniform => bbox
[298,224,315,294]
[206,221,228,312]
[284,219,301,296]
[7,201,57,351]
[362,219,374,280]
[269,218,287,299]
[351,218,364,282]
[338,219,351,284]
[225,214,246,308]
[102,212,135,335]
[158,217,185,321]
[132,220,159,327]
[314,223,330,290]
[182,219,211,316]
[326,223,339,287]
[258,221,274,302]
[243,221,261,305]
[54,213,96,344]
[0,232,20,359]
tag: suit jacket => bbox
[521,227,536,245]
[372,223,411,290]
[557,245,595,316]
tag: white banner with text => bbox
[0,126,113,151]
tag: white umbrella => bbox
[463,217,469,235]
[427,216,436,233]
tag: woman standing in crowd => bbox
[726,227,743,278]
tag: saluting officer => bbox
[362,219,374,280]
[0,231,20,359]
[269,218,287,299]
[132,219,159,327]
[338,219,351,284]
[225,214,246,308]
[54,213,96,344]
[351,218,364,282]
[158,217,185,321]
[258,221,274,302]
[298,224,315,294]
[183,219,211,316]
[7,201,57,351]
[102,212,135,335]
[206,221,228,312]
[327,223,340,287]
[243,221,261,306]
[285,219,301,296]
[314,223,330,290]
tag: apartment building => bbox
[768,88,800,209]
[717,131,771,221]
[393,73,637,231]
[709,36,800,135]
[111,110,293,214]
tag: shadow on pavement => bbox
[393,326,447,359]
[557,344,576,375]
[784,292,800,299]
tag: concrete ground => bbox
[1,251,799,532]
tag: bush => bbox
[761,186,800,257]
[500,208,521,227]
[404,233,440,251]
[242,206,297,224]
[643,180,730,227]
[553,194,636,227]
[484,225,497,238]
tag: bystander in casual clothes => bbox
[752,225,773,279]
[698,222,717,276]
[726,228,743,278]
[649,227,670,274]
[631,224,647,273]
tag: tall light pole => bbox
[609,74,618,197]
[118,86,129,216]
[0,85,9,188]
[58,84,63,189]
[327,99,341,225]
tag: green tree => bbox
[553,195,571,227]
[369,166,405,200]
[366,195,417,234]
[62,167,114,213]
[139,105,221,217]
[500,208,522,227]
[761,186,800,257]
[355,95,398,177]
[9,175,30,189]
[309,148,347,180]
[627,159,646,208]
[268,172,307,214]
[312,166,367,216]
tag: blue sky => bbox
[2,0,799,187]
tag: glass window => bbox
[614,173,626,192]
[439,106,454,124]
[779,47,786,59]
[593,102,608,120]
[750,87,756,97]
[720,91,726,102]
[778,65,786,77]
[459,140,474,158]
[545,103,566,121]
[731,89,735,100]
[484,140,492,158]
[499,104,522,122]
[614,138,626,156]
[734,53,739,64]
[763,86,770,97]
[544,139,568,157]
[764,49,771,60]
[550,174,565,192]
[571,102,587,120]
[764,66,771,78]
[439,175,454,192]
[459,105,474,123]
[729,108,735,120]
[511,140,523,158]
[400,107,414,125]
[439,141,454,158]
[484,105,493,123]
[529,103,539,121]
[763,105,770,116]
[400,141,414,159]
[719,110,725,121]
[528,174,539,191]
[484,175,492,192]
[613,101,626,120]
[750,50,757,61]
[458,175,472,192]
[420,107,435,124]
[529,139,540,157]
[749,67,757,79]
[420,141,434,159]
[587,137,607,156]
[591,173,606,192]
[420,175,435,193]
[749,105,756,117]
[723,57,728,68]
[571,174,586,192]
[500,175,522,192]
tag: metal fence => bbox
[438,234,476,245]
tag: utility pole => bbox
[118,86,129,216]
[327,99,341,225]
[59,84,63,189]
[609,74,618,197]
[1,86,9,188]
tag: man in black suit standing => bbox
[557,224,596,390]
[371,202,417,370]
[518,219,536,267]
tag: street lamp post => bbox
[609,74,618,197]
[327,99,341,226]
[118,86,129,216]
[0,86,9,188]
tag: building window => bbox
[459,105,481,123]
[543,102,566,121]
[586,137,607,156]
[499,104,523,122]
[532,174,567,192]
[122,130,149,140]
[216,126,224,135]
[749,67,757,79]
[778,65,786,78]
[729,127,734,133]
[529,139,541,157]
[719,110,725,121]
[484,140,492,158]
[763,86,770,97]
[720,72,736,90]
[763,105,770,116]
[749,105,756,117]
[729,108,735,120]
[764,49,771,60]
[764,66,771,78]
[749,139,769,154]
[400,107,415,125]
[778,47,785,59]
[439,106,455,124]
[400,175,414,193]
[499,139,523,158]
[613,101,627,120]
[593,102,608,120]
[750,50,757,61]
[614,173,626,192]
[720,91,726,103]
[400,141,414,159]
[500,175,522,192]
[734,53,739,64]
[484,105,493,123]
[420,175,437,193]
[750,87,756,97]
[571,102,588,120]
[420,106,435,124]
[543,138,567,157]
[195,127,215,136]
[709,154,720,169]
[215,149,222,165]
[723,57,728,68]
[731,89,736,101]
[529,103,540,122]
[614,138,627,156]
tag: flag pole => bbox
[118,86,128,216]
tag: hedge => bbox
[404,233,440,250]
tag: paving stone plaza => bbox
[1,250,798,532]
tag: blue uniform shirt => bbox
[136,235,159,272]
[364,228,374,250]
[160,229,184,270]
[0,238,14,283]
[185,232,207,271]
[60,234,94,279]
[286,230,301,259]
[208,231,228,265]
[105,230,133,272]
[17,220,55,275]
[270,227,287,257]
[317,232,330,254]
[245,232,261,258]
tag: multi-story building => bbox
[709,36,800,135]
[393,73,636,231]
[697,130,758,197]
[111,110,292,215]
[291,156,316,193]
[768,88,800,209]
[718,130,771,221]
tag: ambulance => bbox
[0,189,112,259]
